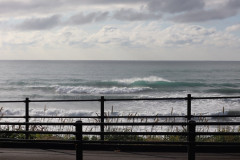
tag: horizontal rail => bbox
[81,122,240,126]
[195,122,240,125]
[27,115,186,118]
[0,131,76,134]
[193,115,240,118]
[0,116,99,119]
[29,99,100,102]
[2,122,240,126]
[2,138,240,146]
[192,96,240,100]
[78,122,189,125]
[29,116,100,119]
[104,97,186,101]
[0,122,75,125]
[0,138,188,145]
[0,130,187,135]
[84,141,240,145]
[3,131,237,136]
[80,132,189,136]
[0,99,99,103]
[2,115,240,119]
[196,142,240,145]
[196,132,240,135]
[1,96,240,103]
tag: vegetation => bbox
[1,106,240,143]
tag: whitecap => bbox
[113,76,172,84]
[55,86,151,94]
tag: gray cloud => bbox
[17,15,61,30]
[0,0,144,15]
[227,0,240,10]
[114,9,161,21]
[1,0,240,26]
[171,0,240,22]
[147,0,205,13]
[68,12,109,25]
[0,0,204,15]
[68,0,143,5]
[0,0,63,14]
[15,12,109,30]
[172,9,238,23]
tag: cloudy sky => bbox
[0,0,240,60]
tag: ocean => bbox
[0,60,240,118]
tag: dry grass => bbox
[0,106,240,142]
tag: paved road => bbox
[1,148,240,160]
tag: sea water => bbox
[0,60,240,118]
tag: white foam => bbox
[2,109,23,116]
[0,108,95,117]
[55,86,151,94]
[114,76,172,84]
[1,99,240,121]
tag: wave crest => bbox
[55,86,151,94]
[113,76,172,84]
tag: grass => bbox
[0,106,240,143]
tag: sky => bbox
[0,0,240,61]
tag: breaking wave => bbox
[9,76,240,96]
[55,86,151,94]
[113,76,172,84]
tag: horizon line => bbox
[0,59,240,62]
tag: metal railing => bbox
[1,94,240,160]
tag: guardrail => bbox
[1,94,240,160]
[1,120,240,160]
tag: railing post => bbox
[100,96,105,142]
[188,120,196,160]
[75,121,83,160]
[187,94,192,121]
[25,97,30,139]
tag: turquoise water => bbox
[0,60,240,116]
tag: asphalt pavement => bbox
[1,148,240,160]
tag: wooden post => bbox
[187,94,192,121]
[76,121,83,160]
[100,96,105,142]
[25,98,30,139]
[188,120,196,160]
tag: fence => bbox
[1,94,240,160]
